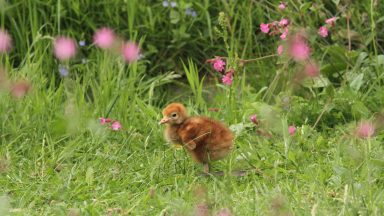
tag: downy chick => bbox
[159,103,234,173]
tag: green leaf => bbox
[321,63,346,76]
[377,16,384,24]
[332,0,340,6]
[353,52,368,71]
[288,151,297,164]
[377,55,384,66]
[301,75,331,88]
[349,73,364,91]
[325,45,348,64]
[299,2,312,13]
[86,167,94,186]
[170,10,180,24]
[229,123,245,136]
[351,101,370,118]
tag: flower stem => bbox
[207,54,277,65]
[346,12,351,51]
[106,95,120,118]
[239,54,278,63]
[370,0,378,56]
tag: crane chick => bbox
[159,103,234,173]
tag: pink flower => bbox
[111,121,122,131]
[53,37,77,61]
[194,202,209,216]
[99,117,111,125]
[216,208,232,216]
[222,72,233,85]
[278,2,287,10]
[0,29,12,53]
[356,121,375,138]
[279,19,289,27]
[325,17,337,27]
[304,62,320,77]
[122,41,140,63]
[260,23,270,33]
[288,34,310,61]
[277,45,284,55]
[288,125,296,136]
[280,27,288,40]
[318,26,329,37]
[93,27,116,49]
[250,114,258,125]
[213,58,226,72]
[10,81,31,99]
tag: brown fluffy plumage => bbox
[159,103,234,172]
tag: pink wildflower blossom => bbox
[260,23,270,33]
[222,72,233,86]
[280,27,288,40]
[216,208,232,216]
[356,121,375,138]
[250,114,258,125]
[194,202,209,216]
[279,18,289,27]
[304,62,320,77]
[288,125,296,136]
[99,117,111,125]
[277,45,284,55]
[318,26,329,37]
[325,17,337,27]
[93,27,116,49]
[0,29,12,53]
[10,81,31,99]
[213,58,226,72]
[122,41,140,63]
[53,37,77,60]
[288,34,310,61]
[278,2,287,10]
[111,121,122,131]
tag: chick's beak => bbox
[159,117,170,125]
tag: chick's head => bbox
[159,103,188,125]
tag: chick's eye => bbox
[171,113,177,118]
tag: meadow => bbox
[1,0,384,215]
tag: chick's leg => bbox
[203,163,210,173]
[184,140,196,150]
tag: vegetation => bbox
[0,0,384,215]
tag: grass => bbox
[1,0,384,215]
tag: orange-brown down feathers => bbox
[159,103,234,170]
